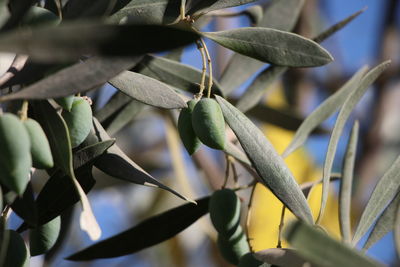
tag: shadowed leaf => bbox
[10,183,37,227]
[215,95,313,223]
[67,197,209,260]
[254,248,312,267]
[187,0,258,17]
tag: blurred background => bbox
[4,0,400,266]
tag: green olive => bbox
[55,95,75,112]
[217,225,250,265]
[192,98,225,150]
[178,99,201,155]
[62,97,93,148]
[209,188,241,235]
[23,118,54,169]
[29,216,61,256]
[4,230,30,267]
[0,113,32,195]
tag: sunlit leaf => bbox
[282,66,367,158]
[204,28,333,67]
[318,61,390,224]
[109,71,187,109]
[339,121,359,243]
[353,154,400,245]
[284,220,383,267]
[67,197,209,260]
[215,95,313,223]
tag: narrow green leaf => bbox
[204,28,333,67]
[67,197,209,260]
[95,91,132,123]
[109,71,187,109]
[219,0,305,93]
[282,66,367,158]
[284,220,383,267]
[0,22,199,62]
[215,95,313,223]
[339,121,359,243]
[137,55,224,96]
[73,139,115,168]
[106,99,145,136]
[29,216,61,256]
[188,0,258,17]
[352,154,400,245]
[0,56,142,101]
[108,0,180,25]
[318,61,390,224]
[223,141,252,167]
[93,118,195,203]
[363,192,400,250]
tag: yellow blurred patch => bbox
[247,84,340,251]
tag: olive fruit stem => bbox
[180,0,186,20]
[245,184,257,252]
[195,40,207,98]
[18,100,28,121]
[200,38,213,98]
[277,206,286,248]
[223,155,231,188]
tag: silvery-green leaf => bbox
[339,121,359,243]
[203,28,333,68]
[353,154,400,245]
[109,71,187,109]
[95,91,132,123]
[219,0,305,94]
[363,192,400,250]
[215,95,313,223]
[254,248,313,267]
[106,99,145,136]
[138,55,224,96]
[284,220,383,267]
[282,66,367,158]
[318,61,390,224]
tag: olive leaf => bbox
[187,0,258,17]
[352,154,400,245]
[0,22,199,62]
[339,121,359,243]
[363,192,400,250]
[10,183,37,227]
[67,197,209,260]
[215,95,313,223]
[109,71,187,109]
[254,248,312,267]
[95,91,132,123]
[284,220,383,267]
[108,0,181,25]
[137,55,224,96]
[318,61,390,224]
[93,118,195,203]
[0,56,142,101]
[282,66,367,158]
[32,101,101,241]
[203,28,333,68]
[219,0,305,93]
[236,8,367,111]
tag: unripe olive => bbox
[209,189,241,235]
[23,118,54,169]
[29,216,61,256]
[55,95,74,111]
[192,98,225,150]
[217,225,250,265]
[178,99,201,155]
[238,252,265,267]
[62,97,93,148]
[4,230,30,267]
[0,113,32,195]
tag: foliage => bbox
[0,0,397,266]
